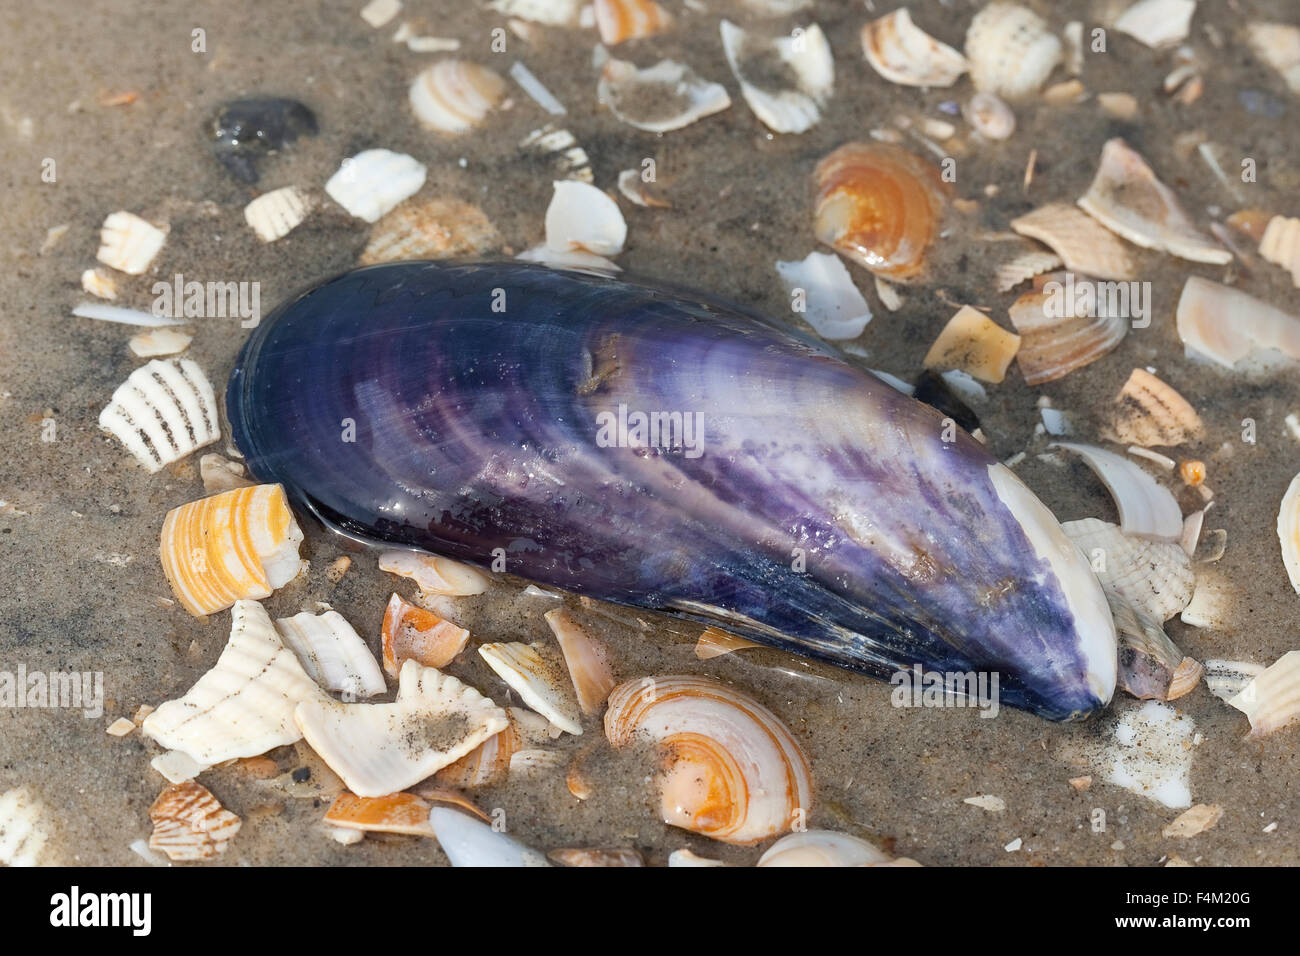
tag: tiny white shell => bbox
[360,0,402,28]
[428,807,551,866]
[98,358,220,472]
[97,210,166,275]
[244,186,312,243]
[544,180,627,257]
[128,328,193,358]
[964,91,1016,140]
[774,251,873,340]
[720,19,834,134]
[479,641,583,735]
[325,149,427,224]
[276,610,387,699]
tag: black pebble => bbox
[291,767,311,783]
[209,97,318,184]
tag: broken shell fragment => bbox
[360,198,499,265]
[1245,22,1300,95]
[376,551,489,596]
[720,19,833,134]
[244,186,312,242]
[435,715,519,788]
[294,660,508,798]
[1226,651,1300,736]
[964,3,1062,101]
[99,358,220,473]
[427,807,550,866]
[964,91,1015,140]
[617,168,670,208]
[1010,203,1137,280]
[1106,369,1204,448]
[758,830,913,866]
[409,60,507,134]
[995,248,1062,292]
[97,210,166,275]
[1107,592,1200,701]
[1175,276,1300,370]
[128,328,193,358]
[1277,473,1300,595]
[159,484,305,617]
[593,0,673,45]
[520,124,593,183]
[325,149,427,224]
[603,675,813,845]
[81,267,116,299]
[199,453,253,493]
[861,8,968,88]
[1203,659,1266,704]
[544,180,626,257]
[381,592,470,676]
[549,847,644,866]
[1061,518,1194,622]
[1258,215,1300,287]
[1078,139,1230,264]
[597,57,731,133]
[479,642,582,735]
[544,607,616,715]
[151,749,208,785]
[142,600,327,764]
[1115,0,1196,49]
[923,305,1020,384]
[1053,443,1183,541]
[774,251,872,340]
[148,781,241,862]
[1162,803,1223,839]
[277,609,386,699]
[694,626,762,659]
[813,142,947,282]
[323,791,437,837]
[0,787,49,867]
[1006,284,1127,386]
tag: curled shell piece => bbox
[325,149,427,224]
[151,749,209,784]
[995,249,1062,292]
[1078,139,1230,265]
[1226,651,1300,736]
[593,0,673,45]
[604,675,813,845]
[479,642,582,735]
[244,186,312,243]
[549,847,644,867]
[813,142,947,282]
[720,19,833,134]
[544,180,626,257]
[1277,473,1300,595]
[1010,203,1136,280]
[99,358,219,473]
[199,453,253,493]
[1053,443,1183,542]
[617,168,670,208]
[409,60,507,134]
[129,327,192,358]
[1203,659,1266,704]
[1006,285,1127,386]
[376,551,489,596]
[1061,518,1193,622]
[1245,22,1300,95]
[143,600,327,764]
[427,807,550,866]
[294,660,508,798]
[758,830,916,867]
[148,781,241,862]
[1175,276,1300,370]
[964,91,1015,140]
[276,609,386,699]
[1258,215,1300,287]
[160,484,304,617]
[0,787,48,867]
[360,198,499,265]
[544,608,615,716]
[923,306,1020,384]
[97,210,166,274]
[381,592,470,676]
[964,3,1062,101]
[1106,369,1204,447]
[1115,0,1196,49]
[1107,592,1200,701]
[695,626,761,660]
[597,57,731,133]
[861,8,968,88]
[774,251,873,341]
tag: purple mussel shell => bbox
[227,261,1116,720]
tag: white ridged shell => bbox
[1061,518,1194,622]
[276,610,387,699]
[244,186,312,242]
[325,149,427,223]
[964,3,1062,101]
[861,8,968,88]
[96,210,166,275]
[479,641,583,735]
[98,358,219,472]
[597,57,731,133]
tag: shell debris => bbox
[1053,443,1183,542]
[1258,215,1300,287]
[427,807,550,867]
[694,625,761,659]
[0,787,49,867]
[616,168,670,208]
[861,8,968,89]
[99,358,219,473]
[1006,285,1127,385]
[964,91,1015,140]
[244,186,312,243]
[277,609,387,699]
[544,180,626,257]
[148,781,241,862]
[323,791,436,837]
[359,198,500,265]
[325,149,427,223]
[96,210,166,275]
[376,550,490,596]
[1161,803,1224,839]
[597,56,731,133]
[1175,276,1300,371]
[381,592,470,676]
[593,0,673,46]
[1061,518,1193,622]
[758,830,915,866]
[409,60,507,134]
[994,249,1062,292]
[923,305,1021,384]
[479,641,583,735]
[198,452,253,493]
[1227,650,1300,737]
[774,251,873,341]
[549,847,644,866]
[544,607,616,716]
[1244,22,1300,95]
[80,268,116,300]
[1106,369,1204,448]
[1114,0,1197,49]
[964,3,1062,101]
[1010,203,1136,280]
[520,124,593,183]
[128,328,192,358]
[720,19,833,135]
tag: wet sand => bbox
[0,0,1297,866]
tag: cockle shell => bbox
[244,186,312,242]
[757,830,918,866]
[97,210,166,275]
[593,0,673,45]
[1006,285,1128,386]
[923,305,1021,384]
[1010,203,1137,280]
[813,142,948,282]
[276,609,386,699]
[604,675,812,844]
[226,261,1118,720]
[1106,369,1204,447]
[381,592,470,676]
[142,600,328,766]
[427,807,550,866]
[1061,517,1194,622]
[861,8,968,88]
[964,3,1062,101]
[377,551,490,595]
[409,60,507,134]
[596,57,731,133]
[99,358,220,473]
[294,660,508,798]
[720,20,833,134]
[1175,276,1300,370]
[159,483,304,616]
[0,787,49,867]
[325,149,427,224]
[148,781,241,861]
[1258,215,1300,287]
[479,642,583,734]
[544,608,616,715]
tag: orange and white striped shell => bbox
[160,483,304,616]
[593,0,674,46]
[603,675,812,845]
[409,60,508,134]
[381,592,470,676]
[148,781,241,861]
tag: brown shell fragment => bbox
[1010,203,1137,280]
[148,781,242,862]
[694,626,762,659]
[923,306,1020,384]
[1006,287,1126,385]
[1162,803,1224,838]
[1108,592,1200,702]
[1106,369,1204,447]
[360,198,499,265]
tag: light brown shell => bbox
[1010,203,1137,280]
[923,305,1021,384]
[1227,650,1300,737]
[1108,592,1200,702]
[381,592,470,677]
[360,198,499,265]
[544,608,616,716]
[1105,368,1204,447]
[861,8,968,88]
[995,247,1063,292]
[1006,286,1127,386]
[148,781,242,862]
[1258,215,1300,287]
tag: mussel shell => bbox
[228,261,1114,720]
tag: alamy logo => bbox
[152,272,261,328]
[1041,273,1151,328]
[50,886,151,936]
[890,663,1000,718]
[0,665,103,718]
[595,404,705,459]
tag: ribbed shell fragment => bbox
[99,359,220,473]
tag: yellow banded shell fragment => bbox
[160,483,305,617]
[148,781,241,862]
[861,8,968,88]
[99,358,220,473]
[923,305,1020,384]
[294,660,509,798]
[97,210,166,275]
[479,641,583,735]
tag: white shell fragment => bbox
[1277,474,1300,595]
[142,600,328,766]
[1061,518,1194,622]
[151,749,209,784]
[757,830,899,866]
[376,550,490,595]
[1175,276,1300,371]
[1245,22,1300,95]
[325,149,427,223]
[129,328,192,358]
[544,180,627,257]
[72,302,184,327]
[97,210,166,275]
[479,642,583,735]
[409,61,508,134]
[720,19,834,134]
[509,60,566,115]
[244,186,312,242]
[0,787,49,867]
[774,251,873,340]
[1259,215,1300,287]
[1203,659,1266,704]
[148,781,241,862]
[98,358,220,473]
[1053,443,1183,542]
[861,8,968,88]
[276,610,387,699]
[517,244,622,274]
[199,453,253,493]
[360,0,402,29]
[617,168,670,208]
[597,57,731,133]
[1226,651,1300,736]
[520,125,593,183]
[294,660,509,797]
[544,607,616,715]
[81,268,116,300]
[1114,0,1196,49]
[428,807,550,866]
[964,3,1062,101]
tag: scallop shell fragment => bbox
[1114,0,1196,49]
[376,551,489,596]
[861,8,968,88]
[381,592,470,676]
[1175,276,1300,370]
[593,0,673,45]
[427,807,550,866]
[1053,443,1183,541]
[1061,517,1194,622]
[1225,651,1300,736]
[964,3,1062,101]
[758,830,915,867]
[0,787,49,867]
[995,249,1062,292]
[604,675,812,845]
[148,781,241,862]
[97,210,166,275]
[244,186,312,242]
[1277,473,1300,595]
[409,60,507,134]
[544,180,626,257]
[923,305,1020,384]
[294,660,508,798]
[1010,203,1137,280]
[720,19,833,134]
[597,57,731,133]
[1258,215,1300,287]
[325,149,427,224]
[1078,139,1230,264]
[142,600,328,765]
[520,124,593,183]
[276,609,386,699]
[1006,285,1127,386]
[479,642,582,735]
[98,358,220,473]
[544,608,616,716]
[1203,659,1266,704]
[1106,368,1204,447]
[774,251,873,341]
[360,196,497,264]
[160,484,304,617]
